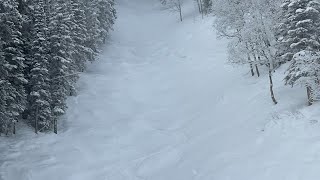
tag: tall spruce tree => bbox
[28,0,53,132]
[0,39,10,134]
[48,0,74,133]
[277,0,320,61]
[95,0,117,44]
[280,0,320,105]
[0,0,27,135]
[83,0,101,54]
[69,0,92,72]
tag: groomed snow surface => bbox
[2,0,320,179]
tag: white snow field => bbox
[2,0,320,180]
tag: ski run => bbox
[2,0,320,180]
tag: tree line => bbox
[212,0,320,106]
[160,0,212,21]
[161,0,320,106]
[0,0,116,135]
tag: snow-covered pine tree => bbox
[285,51,320,105]
[48,0,74,133]
[281,0,320,105]
[275,0,293,63]
[0,39,10,135]
[27,0,53,132]
[82,0,116,54]
[83,0,101,54]
[277,0,320,62]
[69,0,92,72]
[95,0,116,44]
[0,80,16,135]
[0,0,27,135]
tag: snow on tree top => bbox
[296,8,305,13]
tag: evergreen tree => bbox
[0,39,10,134]
[27,0,53,132]
[0,0,27,135]
[48,0,74,133]
[281,0,320,105]
[69,0,92,72]
[83,0,100,54]
[285,51,320,105]
[95,0,117,44]
[277,0,320,62]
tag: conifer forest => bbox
[0,0,116,135]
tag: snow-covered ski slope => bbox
[2,0,320,179]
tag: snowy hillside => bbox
[2,0,320,180]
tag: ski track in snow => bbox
[3,0,320,180]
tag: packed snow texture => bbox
[1,0,320,179]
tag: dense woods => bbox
[0,0,116,135]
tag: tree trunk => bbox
[247,53,254,76]
[13,122,16,135]
[199,0,204,18]
[250,63,254,76]
[269,70,278,105]
[307,86,313,106]
[255,64,260,77]
[179,3,183,21]
[35,106,39,134]
[196,0,201,13]
[252,53,260,77]
[54,119,57,134]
